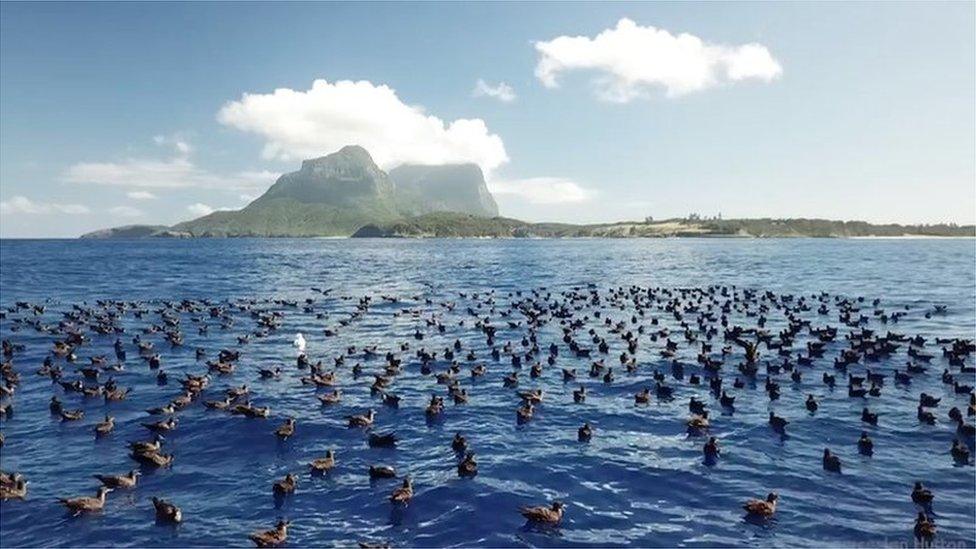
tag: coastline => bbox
[847,235,976,240]
[3,234,975,242]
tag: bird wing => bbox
[520,506,546,520]
[742,500,768,514]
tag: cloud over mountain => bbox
[217,79,510,174]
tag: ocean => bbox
[0,237,974,547]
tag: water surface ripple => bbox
[0,238,973,547]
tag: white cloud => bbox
[66,157,198,188]
[488,177,595,204]
[63,156,277,191]
[153,133,192,155]
[126,190,157,200]
[186,203,237,218]
[108,205,143,218]
[186,203,216,217]
[535,18,782,101]
[238,170,280,186]
[472,79,516,102]
[0,195,91,215]
[239,193,258,204]
[217,79,510,174]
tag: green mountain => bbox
[171,146,401,237]
[156,145,500,237]
[390,163,498,217]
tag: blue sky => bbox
[1,2,973,237]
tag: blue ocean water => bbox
[0,237,974,547]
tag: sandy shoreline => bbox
[848,235,976,239]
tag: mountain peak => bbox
[391,163,499,217]
[300,144,378,172]
[256,145,394,209]
[166,145,499,236]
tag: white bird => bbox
[293,333,307,353]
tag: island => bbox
[81,145,975,239]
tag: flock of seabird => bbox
[0,284,974,546]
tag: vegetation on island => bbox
[352,213,976,239]
[78,145,975,240]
